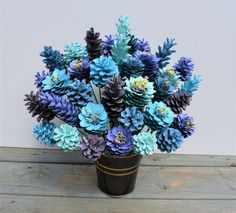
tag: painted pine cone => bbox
[40,46,66,71]
[154,68,179,101]
[171,113,195,138]
[124,76,155,109]
[173,57,194,81]
[54,124,80,152]
[24,91,55,123]
[101,76,125,122]
[133,132,157,156]
[67,58,91,81]
[164,93,191,114]
[144,101,174,131]
[67,79,93,110]
[39,92,79,127]
[33,123,56,146]
[42,69,72,95]
[85,27,102,60]
[156,127,183,153]
[119,107,144,132]
[64,42,88,63]
[106,126,133,155]
[80,134,105,161]
[120,56,144,78]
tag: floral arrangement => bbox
[24,16,201,160]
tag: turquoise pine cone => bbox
[64,42,88,63]
[156,127,184,153]
[133,132,157,156]
[42,69,72,95]
[124,76,155,109]
[54,124,80,152]
[144,101,174,131]
[79,103,108,133]
[90,56,119,87]
[33,122,56,147]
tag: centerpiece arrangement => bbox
[24,15,201,196]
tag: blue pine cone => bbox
[102,35,115,56]
[39,92,79,127]
[137,39,151,52]
[133,132,157,156]
[40,46,66,71]
[156,38,176,69]
[119,107,144,132]
[144,101,174,131]
[42,69,72,95]
[120,56,144,78]
[79,103,108,133]
[64,42,88,63]
[171,113,195,138]
[67,79,93,110]
[33,122,56,147]
[68,58,91,81]
[154,68,179,101]
[173,57,194,81]
[124,76,155,109]
[156,127,184,153]
[54,124,80,152]
[90,56,119,87]
[34,70,48,89]
[135,51,159,80]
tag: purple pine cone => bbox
[80,134,105,161]
[171,113,195,138]
[106,126,133,156]
[173,57,194,81]
[39,92,79,127]
[34,70,49,89]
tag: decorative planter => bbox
[96,153,141,197]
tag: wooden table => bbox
[0,147,235,213]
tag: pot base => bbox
[96,154,141,197]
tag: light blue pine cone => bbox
[54,124,80,152]
[119,107,144,132]
[42,69,72,95]
[64,42,88,63]
[79,103,108,133]
[144,101,174,131]
[90,56,119,87]
[33,122,56,147]
[133,132,157,156]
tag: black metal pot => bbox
[95,153,141,197]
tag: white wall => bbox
[1,0,236,155]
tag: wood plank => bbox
[0,162,235,199]
[1,147,235,167]
[1,195,236,213]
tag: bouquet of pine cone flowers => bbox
[24,15,201,160]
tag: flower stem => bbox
[90,83,98,104]
[99,87,102,102]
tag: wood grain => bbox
[0,162,235,199]
[0,147,235,213]
[1,195,236,213]
[1,147,235,167]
